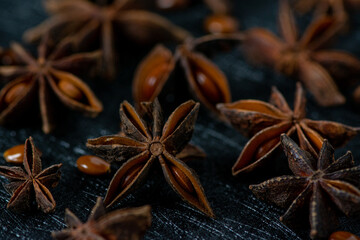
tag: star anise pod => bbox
[294,0,359,22]
[250,134,360,239]
[52,197,151,240]
[0,137,62,213]
[242,0,360,106]
[132,34,245,114]
[24,0,191,79]
[217,83,358,175]
[0,36,103,133]
[86,99,214,217]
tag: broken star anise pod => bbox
[0,37,103,133]
[24,0,191,79]
[217,83,358,175]
[0,137,62,213]
[132,34,243,114]
[52,197,151,240]
[242,0,360,106]
[250,134,360,239]
[86,99,214,217]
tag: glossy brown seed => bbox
[121,164,143,189]
[141,63,169,101]
[170,164,194,193]
[76,155,110,176]
[204,14,239,34]
[4,83,28,105]
[194,69,222,104]
[3,144,25,164]
[329,231,360,240]
[58,79,83,101]
[254,137,279,160]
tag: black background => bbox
[0,0,360,239]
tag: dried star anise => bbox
[250,134,360,239]
[0,37,103,133]
[132,34,244,114]
[242,0,360,106]
[0,137,62,213]
[24,0,191,79]
[52,197,151,240]
[217,83,358,175]
[294,0,360,22]
[86,99,214,217]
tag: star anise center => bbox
[29,57,51,74]
[149,141,163,156]
[277,47,309,75]
[310,170,324,181]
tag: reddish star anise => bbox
[52,197,151,240]
[294,0,360,22]
[242,0,360,106]
[132,34,242,114]
[86,99,214,217]
[217,83,358,175]
[0,37,103,133]
[0,137,62,213]
[250,134,360,239]
[24,0,190,79]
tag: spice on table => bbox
[294,0,359,24]
[24,0,190,80]
[0,137,62,213]
[217,83,358,175]
[87,99,214,217]
[250,134,360,239]
[242,0,360,107]
[52,197,151,240]
[76,155,110,176]
[204,15,239,34]
[329,231,360,240]
[132,33,245,114]
[203,0,239,34]
[3,144,25,164]
[0,36,103,133]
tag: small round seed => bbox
[194,69,222,104]
[58,79,83,101]
[141,63,169,102]
[4,83,28,105]
[3,144,25,164]
[76,155,110,176]
[170,164,194,193]
[204,14,239,34]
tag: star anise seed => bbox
[250,134,360,239]
[217,82,358,175]
[0,36,103,133]
[0,137,62,213]
[52,196,151,240]
[87,99,214,217]
[24,0,191,79]
[242,0,360,106]
[132,33,245,115]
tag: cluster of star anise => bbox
[1,0,360,239]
